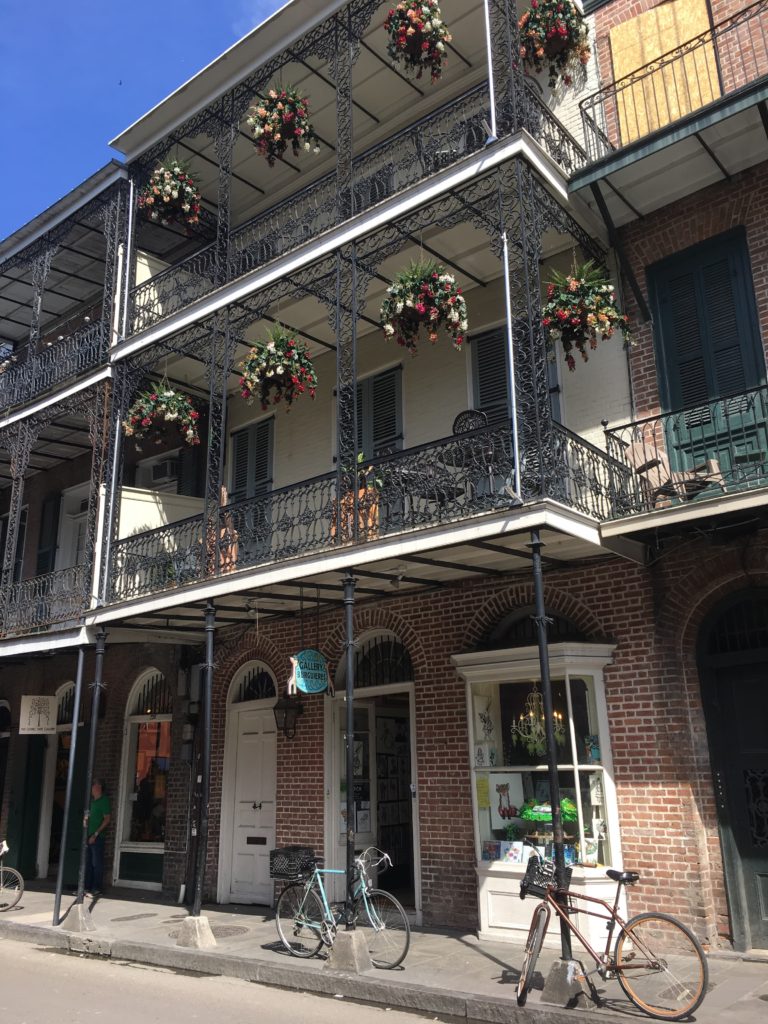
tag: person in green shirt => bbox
[84,779,111,896]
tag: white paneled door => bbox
[229,708,276,904]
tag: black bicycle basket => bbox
[519,855,572,899]
[269,846,315,879]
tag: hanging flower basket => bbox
[380,259,468,354]
[246,87,321,166]
[384,1,452,83]
[122,381,201,446]
[518,0,591,88]
[137,160,201,229]
[239,325,318,410]
[542,261,631,371]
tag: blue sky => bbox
[0,0,283,241]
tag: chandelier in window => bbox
[510,684,566,757]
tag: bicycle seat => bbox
[606,869,640,885]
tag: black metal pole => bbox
[76,630,107,905]
[53,646,85,926]
[343,571,356,929]
[529,529,572,960]
[192,600,215,917]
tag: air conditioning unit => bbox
[151,458,179,485]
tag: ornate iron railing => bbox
[1,564,90,636]
[111,514,204,600]
[108,423,622,601]
[0,320,107,412]
[129,78,586,334]
[603,385,768,517]
[580,0,768,163]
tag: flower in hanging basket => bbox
[380,259,468,354]
[542,260,631,371]
[137,160,201,229]
[246,87,321,167]
[384,1,452,83]
[518,0,591,88]
[239,325,318,411]
[122,382,201,447]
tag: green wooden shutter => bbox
[35,494,61,575]
[472,329,510,425]
[651,228,764,412]
[356,367,402,458]
[229,419,274,502]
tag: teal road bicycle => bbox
[274,846,410,969]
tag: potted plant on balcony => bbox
[137,159,201,229]
[384,1,453,84]
[246,87,321,166]
[122,381,202,448]
[518,0,591,88]
[239,324,318,411]
[542,260,631,371]
[332,453,383,542]
[381,259,468,354]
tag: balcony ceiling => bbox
[570,93,768,228]
[131,0,492,265]
[108,521,612,639]
[0,413,92,488]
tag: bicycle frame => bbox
[536,883,661,976]
[291,863,381,938]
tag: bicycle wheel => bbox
[275,882,325,958]
[0,865,23,911]
[517,902,549,1006]
[358,889,410,969]
[614,912,708,1021]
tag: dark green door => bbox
[5,736,46,877]
[60,727,88,887]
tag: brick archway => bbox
[322,606,429,681]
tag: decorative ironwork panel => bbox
[550,423,624,521]
[205,310,236,578]
[57,684,76,726]
[1,565,89,637]
[335,245,359,536]
[745,769,768,848]
[216,473,337,574]
[604,383,768,519]
[354,637,414,688]
[111,514,205,601]
[232,666,276,704]
[130,671,173,716]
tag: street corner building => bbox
[0,0,767,955]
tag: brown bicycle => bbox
[517,854,708,1021]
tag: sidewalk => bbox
[1,885,766,1024]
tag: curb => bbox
[0,918,629,1024]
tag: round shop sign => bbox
[287,648,334,696]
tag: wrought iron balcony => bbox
[580,0,768,164]
[128,81,585,335]
[0,320,107,413]
[109,422,619,603]
[1,564,90,637]
[603,385,768,518]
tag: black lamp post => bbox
[273,695,303,738]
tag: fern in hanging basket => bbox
[137,159,201,229]
[518,0,591,88]
[542,261,631,371]
[122,381,201,447]
[239,325,318,411]
[384,1,453,84]
[380,260,468,354]
[246,87,321,166]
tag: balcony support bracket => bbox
[589,182,651,324]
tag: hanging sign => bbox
[287,649,334,696]
[19,695,56,734]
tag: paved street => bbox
[0,940,434,1024]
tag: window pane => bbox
[500,680,570,766]
[126,721,171,842]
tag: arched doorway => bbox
[218,661,277,905]
[698,590,768,950]
[327,632,418,912]
[114,669,173,889]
